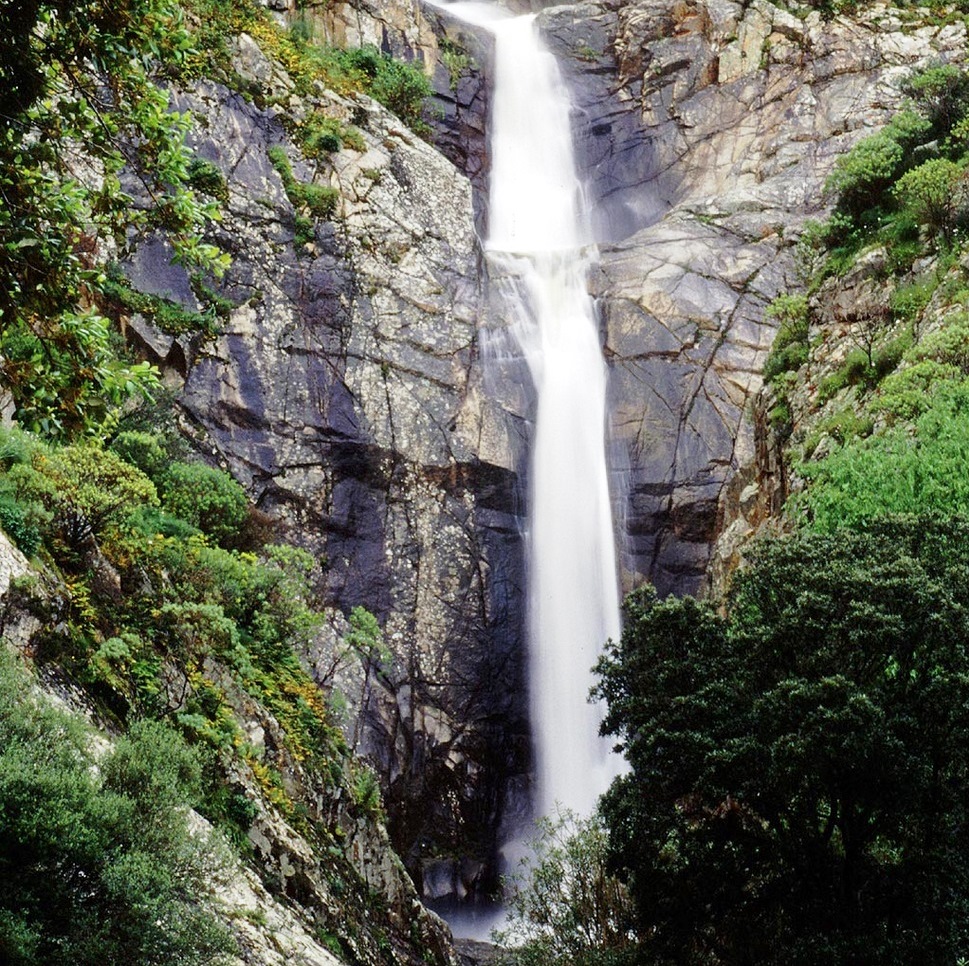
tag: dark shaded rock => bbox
[170,65,529,907]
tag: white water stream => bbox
[430,1,622,822]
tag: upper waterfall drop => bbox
[428,0,624,822]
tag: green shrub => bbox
[0,493,42,556]
[0,650,235,966]
[161,462,248,546]
[908,309,969,373]
[38,445,159,550]
[186,157,229,203]
[109,430,167,481]
[328,45,431,130]
[763,294,810,383]
[902,63,969,134]
[817,347,870,403]
[267,145,339,229]
[890,276,937,323]
[295,182,339,218]
[815,405,874,445]
[298,112,364,156]
[873,360,964,420]
[767,400,793,437]
[796,380,969,529]
[894,157,966,245]
[826,130,906,214]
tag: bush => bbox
[826,130,906,215]
[0,650,235,966]
[109,430,168,481]
[38,445,159,550]
[161,462,248,546]
[494,810,642,966]
[763,295,810,383]
[186,157,229,203]
[0,494,43,557]
[894,157,967,245]
[902,63,969,134]
[797,380,969,528]
[332,45,431,130]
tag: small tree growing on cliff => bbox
[894,158,968,247]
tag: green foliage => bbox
[0,494,44,557]
[330,45,432,130]
[187,157,230,203]
[595,520,969,964]
[297,112,365,157]
[439,38,473,93]
[893,157,967,246]
[0,649,234,965]
[909,309,969,373]
[0,0,229,440]
[825,129,906,216]
[161,462,248,546]
[494,810,641,966]
[890,275,937,324]
[346,605,389,664]
[110,430,168,481]
[39,445,159,550]
[902,63,969,134]
[796,381,969,529]
[763,295,810,383]
[267,146,339,235]
[102,271,224,339]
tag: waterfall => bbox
[429,2,622,822]
[488,14,622,821]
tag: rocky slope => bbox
[0,524,458,966]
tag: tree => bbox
[494,809,641,966]
[594,519,969,966]
[0,0,227,439]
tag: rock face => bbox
[135,0,969,917]
[162,30,528,906]
[537,0,966,594]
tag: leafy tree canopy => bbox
[0,0,227,439]
[594,518,969,966]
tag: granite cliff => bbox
[160,0,964,901]
[2,0,964,956]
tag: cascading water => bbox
[487,15,622,821]
[429,1,622,822]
